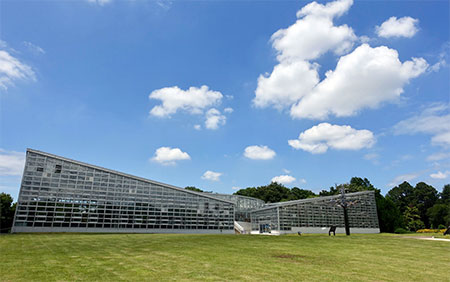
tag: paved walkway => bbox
[417,237,450,242]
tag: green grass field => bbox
[0,233,448,281]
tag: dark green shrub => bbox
[394,227,408,234]
[438,224,446,229]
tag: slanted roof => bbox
[26,148,234,205]
[252,191,375,212]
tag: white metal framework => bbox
[12,149,235,234]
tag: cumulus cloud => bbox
[254,0,357,110]
[201,170,222,181]
[271,175,296,184]
[205,108,226,130]
[430,171,448,180]
[0,50,36,90]
[394,103,450,147]
[194,124,201,130]
[376,16,419,38]
[388,172,419,187]
[290,44,428,119]
[151,147,190,165]
[254,61,319,109]
[254,1,427,121]
[272,0,356,62]
[244,145,276,160]
[288,123,375,154]
[0,149,25,176]
[149,85,223,117]
[231,186,240,190]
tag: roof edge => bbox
[26,148,234,205]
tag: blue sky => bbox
[1,0,449,200]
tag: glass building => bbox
[12,149,380,235]
[201,193,265,222]
[250,191,380,234]
[12,149,235,234]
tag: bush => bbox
[416,229,446,233]
[437,224,446,229]
[394,228,408,234]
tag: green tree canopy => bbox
[234,182,316,203]
[427,204,450,228]
[0,193,16,233]
[386,181,415,214]
[403,206,425,231]
[413,182,438,228]
[185,186,203,193]
[440,184,450,204]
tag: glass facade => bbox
[251,191,379,233]
[202,193,265,222]
[12,149,235,233]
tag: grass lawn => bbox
[0,233,449,281]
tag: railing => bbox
[234,221,245,234]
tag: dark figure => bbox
[444,226,450,236]
[297,231,302,236]
[329,226,336,236]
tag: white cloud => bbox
[149,85,223,117]
[272,0,356,62]
[23,41,45,55]
[223,107,233,114]
[0,149,25,176]
[288,123,375,154]
[0,50,36,90]
[86,0,112,6]
[271,175,296,184]
[376,16,419,38]
[299,178,307,184]
[254,0,358,111]
[254,1,427,120]
[194,124,201,130]
[244,145,276,160]
[254,61,319,109]
[427,152,450,162]
[201,170,222,181]
[388,172,419,187]
[430,43,449,72]
[430,171,448,180]
[151,147,190,165]
[205,108,226,130]
[232,186,240,190]
[394,103,450,147]
[290,44,428,119]
[283,168,291,174]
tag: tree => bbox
[386,181,415,214]
[185,186,204,193]
[427,204,450,228]
[291,187,316,199]
[413,182,438,228]
[440,184,450,204]
[403,206,425,231]
[0,193,16,233]
[234,182,316,203]
[375,195,404,233]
